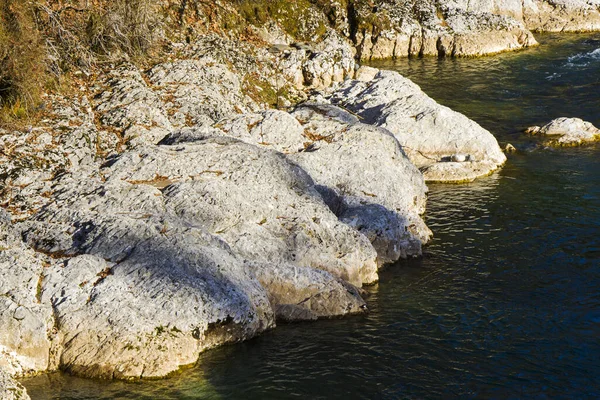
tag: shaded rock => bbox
[330,70,506,182]
[247,261,367,322]
[103,138,378,286]
[526,117,600,146]
[0,368,30,400]
[289,105,431,262]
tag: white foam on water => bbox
[566,48,600,67]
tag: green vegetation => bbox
[235,0,328,40]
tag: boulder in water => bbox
[526,117,600,146]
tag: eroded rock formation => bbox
[526,117,600,146]
[329,69,507,182]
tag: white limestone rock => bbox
[147,58,258,128]
[22,177,275,379]
[247,261,367,321]
[353,1,537,60]
[330,70,507,182]
[301,31,357,89]
[521,0,600,32]
[289,104,432,261]
[103,138,378,286]
[0,367,30,400]
[0,210,55,378]
[526,117,600,146]
[93,64,173,148]
[199,105,431,264]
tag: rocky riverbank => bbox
[1,0,599,392]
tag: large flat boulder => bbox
[330,70,507,183]
[21,178,274,379]
[9,150,370,379]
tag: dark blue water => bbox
[22,33,600,399]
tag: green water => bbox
[22,33,600,399]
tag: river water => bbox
[22,33,600,399]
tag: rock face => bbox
[0,368,30,400]
[353,3,538,60]
[292,0,600,60]
[329,70,507,182]
[526,117,600,146]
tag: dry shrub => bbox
[0,0,46,112]
[86,0,163,58]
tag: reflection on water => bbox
[23,34,600,399]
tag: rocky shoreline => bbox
[1,0,600,397]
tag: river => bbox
[22,33,600,399]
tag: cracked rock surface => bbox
[329,70,507,182]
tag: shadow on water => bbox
[22,33,600,399]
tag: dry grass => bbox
[0,0,165,125]
[0,0,46,113]
[86,0,163,58]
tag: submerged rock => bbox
[526,117,600,146]
[329,70,506,182]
